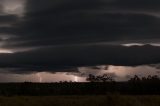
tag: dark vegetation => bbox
[1,95,160,106]
[0,74,160,96]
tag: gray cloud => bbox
[1,0,160,49]
[0,14,18,24]
[0,45,158,73]
[0,0,160,73]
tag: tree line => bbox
[86,74,160,83]
[0,74,159,96]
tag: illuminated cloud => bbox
[1,0,26,16]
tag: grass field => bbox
[0,95,159,106]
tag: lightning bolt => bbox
[74,76,78,82]
[37,73,42,83]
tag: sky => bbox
[0,0,160,82]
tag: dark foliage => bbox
[129,75,160,83]
[86,74,114,82]
[0,75,159,96]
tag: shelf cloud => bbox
[0,0,160,73]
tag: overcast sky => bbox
[0,0,160,82]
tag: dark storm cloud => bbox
[0,0,160,73]
[0,15,18,24]
[1,0,160,49]
[0,45,159,73]
[0,67,78,74]
[26,0,160,13]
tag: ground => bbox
[0,95,159,106]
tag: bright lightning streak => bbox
[37,73,42,83]
[74,76,78,82]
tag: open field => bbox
[0,95,160,106]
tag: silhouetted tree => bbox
[86,74,114,82]
[129,75,160,83]
[86,74,97,82]
[128,75,140,82]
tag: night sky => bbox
[0,0,160,82]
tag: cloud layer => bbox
[0,0,160,73]
[0,45,158,73]
[1,0,160,49]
